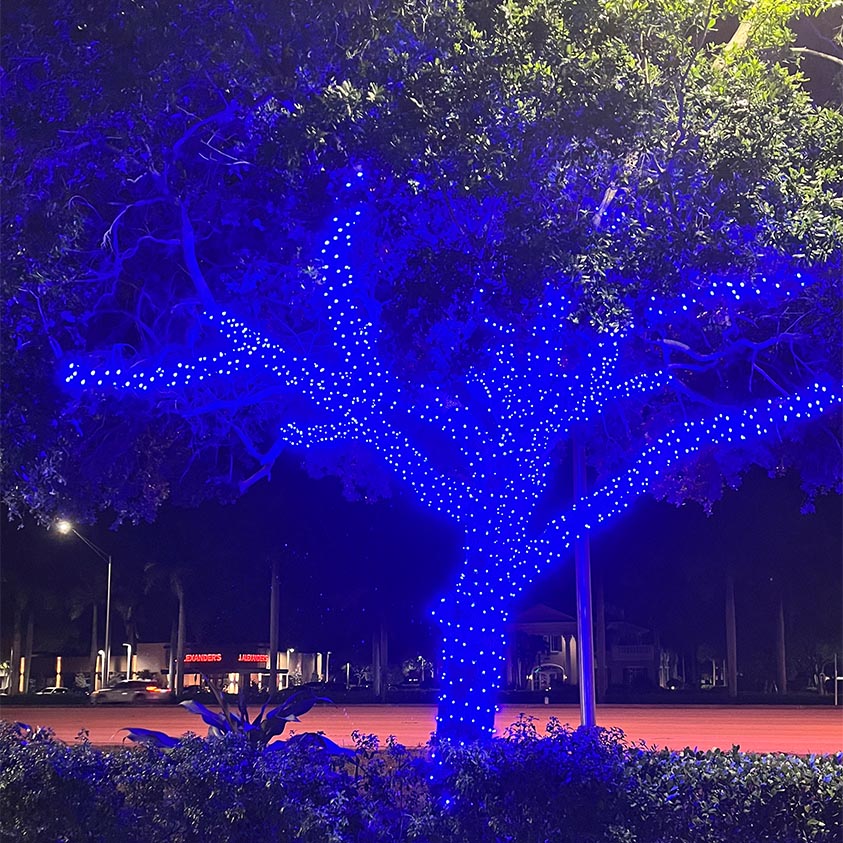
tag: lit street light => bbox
[56,520,113,689]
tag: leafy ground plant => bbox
[122,681,351,756]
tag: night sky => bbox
[2,458,840,684]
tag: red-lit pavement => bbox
[2,703,841,755]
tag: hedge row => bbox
[1,717,840,842]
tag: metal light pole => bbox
[56,521,113,689]
[286,648,295,687]
[124,642,133,680]
[573,441,597,728]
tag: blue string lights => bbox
[62,173,842,741]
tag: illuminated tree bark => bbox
[436,554,509,740]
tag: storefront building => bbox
[179,647,327,693]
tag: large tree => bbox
[2,0,841,739]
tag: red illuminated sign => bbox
[238,653,268,663]
[184,653,222,663]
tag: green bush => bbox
[1,719,840,842]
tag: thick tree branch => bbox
[791,46,843,68]
[179,202,216,310]
[236,432,288,495]
[530,380,842,584]
[181,386,292,418]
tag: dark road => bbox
[2,703,841,754]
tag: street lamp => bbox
[56,520,113,689]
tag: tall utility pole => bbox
[269,557,280,692]
[776,594,787,695]
[726,572,738,698]
[174,577,186,696]
[55,521,113,689]
[372,619,388,701]
[103,556,112,686]
[573,440,597,727]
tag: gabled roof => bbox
[513,603,576,624]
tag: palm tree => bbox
[113,597,141,678]
[143,561,188,695]
[67,584,100,690]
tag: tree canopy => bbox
[2,0,841,738]
[3,0,841,523]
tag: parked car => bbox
[91,680,171,704]
[34,686,89,698]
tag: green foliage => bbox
[1,0,840,522]
[1,719,840,842]
[124,684,350,757]
[622,743,843,841]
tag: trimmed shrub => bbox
[0,718,840,842]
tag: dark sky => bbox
[2,460,840,678]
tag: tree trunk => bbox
[23,611,34,694]
[269,557,279,692]
[436,579,507,741]
[372,630,381,697]
[379,622,388,701]
[372,619,388,701]
[125,613,138,659]
[725,572,738,698]
[775,594,787,695]
[9,602,23,696]
[117,605,137,681]
[175,582,186,696]
[168,619,177,692]
[88,603,99,691]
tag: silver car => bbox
[35,686,89,698]
[91,680,171,704]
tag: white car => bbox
[35,686,88,698]
[91,680,171,704]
